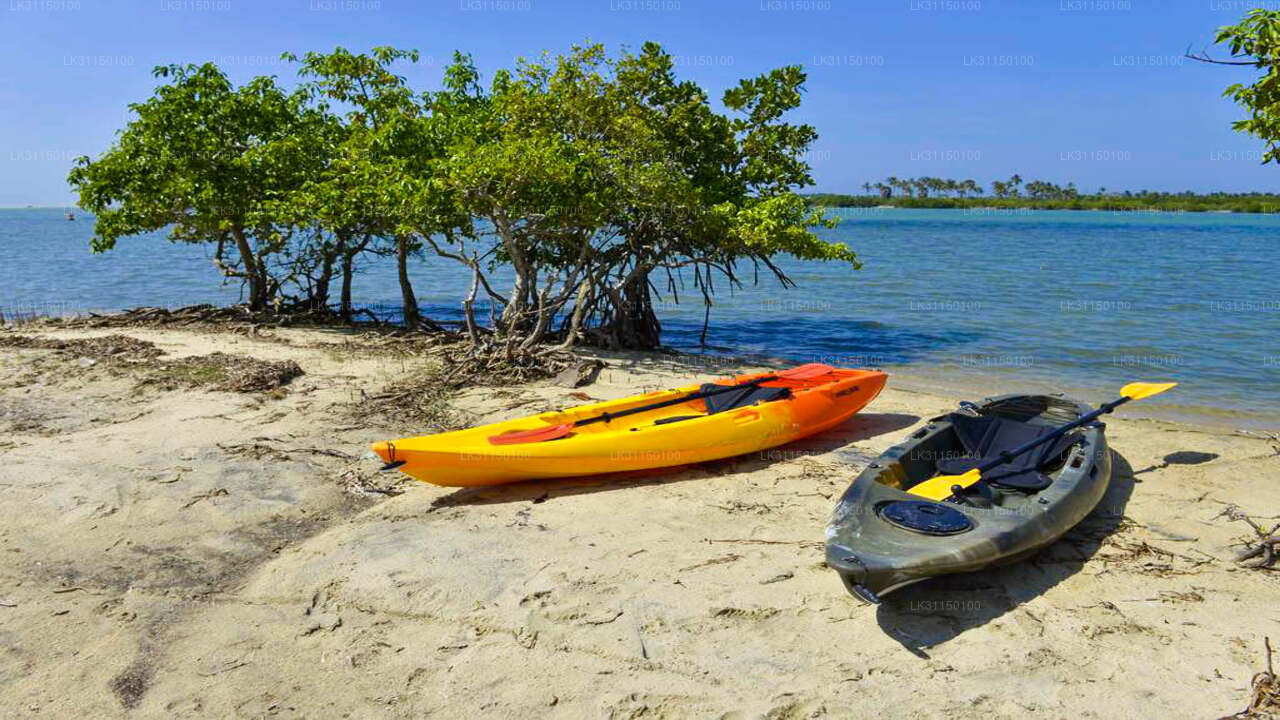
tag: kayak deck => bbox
[373,366,887,487]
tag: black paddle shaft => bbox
[574,375,780,428]
[974,395,1130,474]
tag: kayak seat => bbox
[935,414,1082,492]
[699,383,791,414]
[648,385,791,427]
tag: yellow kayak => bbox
[371,364,888,487]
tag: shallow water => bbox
[3,207,1278,424]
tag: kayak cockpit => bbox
[872,395,1086,508]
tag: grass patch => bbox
[147,362,230,388]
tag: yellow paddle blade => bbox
[1120,381,1178,401]
[907,468,982,502]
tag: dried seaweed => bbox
[45,304,350,331]
[0,333,162,361]
[356,377,474,433]
[143,353,303,393]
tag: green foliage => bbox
[67,62,327,309]
[427,41,853,349]
[286,46,465,328]
[1216,9,1280,163]
[68,40,854,348]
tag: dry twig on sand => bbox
[339,467,409,497]
[438,342,577,389]
[1221,637,1279,719]
[1236,430,1280,456]
[1097,539,1213,575]
[1216,505,1280,570]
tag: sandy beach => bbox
[1,321,1277,718]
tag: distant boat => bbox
[66,212,75,221]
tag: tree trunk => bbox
[463,265,481,345]
[396,235,420,329]
[607,271,661,349]
[495,216,534,336]
[231,225,266,311]
[313,255,334,312]
[556,278,592,351]
[340,251,355,322]
[311,230,344,312]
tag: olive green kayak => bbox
[825,394,1111,604]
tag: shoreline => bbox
[879,365,1280,432]
[8,306,1277,431]
[642,344,1279,433]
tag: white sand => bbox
[1,325,1276,718]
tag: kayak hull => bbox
[825,394,1111,603]
[373,367,888,487]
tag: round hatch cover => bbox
[879,501,973,536]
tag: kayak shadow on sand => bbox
[426,411,920,510]
[873,449,1137,659]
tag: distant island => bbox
[809,175,1280,213]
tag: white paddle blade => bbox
[1120,381,1178,401]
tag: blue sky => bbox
[0,0,1273,205]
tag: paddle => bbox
[487,363,836,446]
[908,381,1177,502]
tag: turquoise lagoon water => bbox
[2,207,1278,425]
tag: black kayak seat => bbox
[699,383,791,414]
[647,385,790,427]
[935,413,1082,492]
